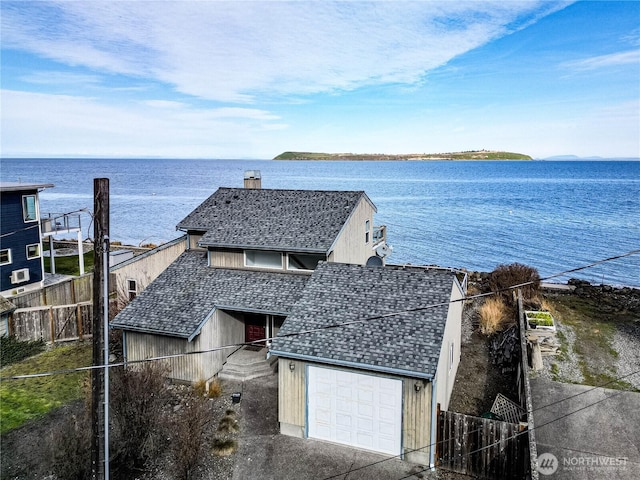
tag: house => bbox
[270,261,466,466]
[111,173,390,383]
[0,182,53,297]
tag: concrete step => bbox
[218,347,276,382]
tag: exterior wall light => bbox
[414,382,422,392]
[289,361,295,371]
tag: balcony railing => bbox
[372,225,386,245]
[41,213,82,235]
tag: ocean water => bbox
[1,158,639,287]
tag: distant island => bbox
[274,150,533,161]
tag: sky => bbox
[1,1,639,160]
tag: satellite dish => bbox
[366,256,383,266]
[374,243,393,258]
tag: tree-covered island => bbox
[274,150,533,161]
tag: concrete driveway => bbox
[531,377,640,480]
[228,375,437,480]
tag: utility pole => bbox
[91,178,109,480]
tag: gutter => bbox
[268,350,434,380]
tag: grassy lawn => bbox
[544,293,638,391]
[43,251,94,276]
[0,343,92,433]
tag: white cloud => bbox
[1,1,570,103]
[563,50,640,72]
[0,90,285,158]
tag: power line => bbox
[3,248,639,382]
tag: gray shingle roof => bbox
[270,262,458,379]
[111,251,309,339]
[176,188,372,252]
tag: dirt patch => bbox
[448,298,519,416]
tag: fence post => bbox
[49,306,55,344]
[77,304,83,339]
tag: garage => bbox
[307,365,403,456]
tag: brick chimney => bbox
[243,170,262,189]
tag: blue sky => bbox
[1,1,638,159]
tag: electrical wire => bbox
[2,248,639,382]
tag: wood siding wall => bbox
[328,198,375,265]
[125,309,244,383]
[208,249,245,268]
[278,358,306,432]
[111,237,186,303]
[403,378,433,464]
[434,280,465,412]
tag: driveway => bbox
[228,374,438,480]
[531,377,640,480]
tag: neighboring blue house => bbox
[0,182,54,296]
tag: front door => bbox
[245,313,266,344]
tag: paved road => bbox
[531,377,640,480]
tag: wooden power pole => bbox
[91,178,109,480]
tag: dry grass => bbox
[194,379,207,397]
[212,438,237,456]
[207,378,223,398]
[217,414,239,434]
[479,297,510,335]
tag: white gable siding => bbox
[328,198,375,265]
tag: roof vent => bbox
[244,170,262,189]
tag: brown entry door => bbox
[245,314,266,344]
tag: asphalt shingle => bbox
[176,188,371,252]
[270,262,458,378]
[111,251,310,338]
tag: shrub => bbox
[0,336,45,366]
[109,362,171,478]
[194,379,207,397]
[488,263,540,305]
[50,410,92,480]
[479,297,510,335]
[170,393,211,480]
[212,438,237,456]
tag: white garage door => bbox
[307,366,403,456]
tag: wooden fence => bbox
[10,275,95,309]
[437,409,527,479]
[11,302,93,343]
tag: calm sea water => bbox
[1,158,639,286]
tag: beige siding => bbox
[403,379,433,465]
[328,198,375,265]
[111,237,186,304]
[124,309,244,383]
[208,249,244,268]
[187,233,205,250]
[278,358,306,435]
[434,279,465,412]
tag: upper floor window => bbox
[245,250,283,269]
[26,244,41,259]
[0,249,11,265]
[127,279,137,301]
[22,195,37,222]
[287,253,324,271]
[365,220,371,243]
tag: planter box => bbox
[525,310,556,332]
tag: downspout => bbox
[122,331,128,367]
[430,379,437,469]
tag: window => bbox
[287,253,324,271]
[127,279,137,301]
[22,195,37,222]
[449,342,455,371]
[245,250,283,269]
[0,249,11,266]
[365,220,370,243]
[26,244,40,259]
